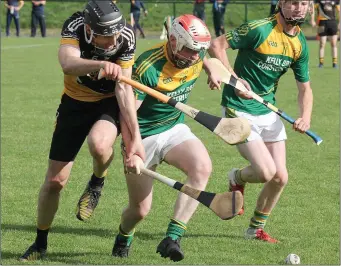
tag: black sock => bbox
[89,174,105,186]
[35,228,49,250]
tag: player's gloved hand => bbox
[99,61,122,81]
[125,154,145,175]
[293,117,311,133]
[235,78,253,99]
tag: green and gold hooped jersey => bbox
[223,13,310,115]
[133,42,204,138]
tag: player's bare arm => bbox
[208,35,236,76]
[294,81,313,133]
[58,44,109,76]
[203,57,222,90]
[115,67,145,161]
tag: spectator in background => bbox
[311,0,340,68]
[5,0,24,37]
[270,0,279,15]
[193,0,206,22]
[210,0,229,37]
[31,0,46,38]
[130,0,147,38]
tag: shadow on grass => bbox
[1,250,110,265]
[2,223,244,240]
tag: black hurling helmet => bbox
[84,0,126,56]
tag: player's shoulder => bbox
[61,11,84,39]
[297,30,308,45]
[245,15,277,31]
[134,43,167,77]
[121,23,136,46]
[135,42,165,72]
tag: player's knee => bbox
[257,165,276,183]
[272,169,288,187]
[132,203,151,221]
[89,141,112,160]
[187,159,212,184]
[44,174,67,192]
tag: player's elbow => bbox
[208,36,226,56]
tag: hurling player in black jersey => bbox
[311,0,340,68]
[19,0,145,262]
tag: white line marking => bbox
[1,43,57,50]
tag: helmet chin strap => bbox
[84,25,94,44]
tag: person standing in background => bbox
[31,0,46,37]
[5,0,24,37]
[130,0,147,38]
[311,0,340,68]
[270,0,279,15]
[193,0,206,22]
[210,0,229,37]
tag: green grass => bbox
[1,37,339,265]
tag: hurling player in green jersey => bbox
[111,15,226,262]
[208,0,314,243]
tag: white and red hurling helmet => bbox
[169,14,211,68]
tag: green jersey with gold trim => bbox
[223,13,310,115]
[133,42,203,138]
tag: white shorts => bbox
[222,107,287,143]
[142,123,198,168]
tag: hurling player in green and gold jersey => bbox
[111,15,227,262]
[208,0,314,243]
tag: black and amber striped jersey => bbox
[314,0,340,21]
[60,12,136,102]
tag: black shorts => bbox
[49,94,120,162]
[318,20,338,36]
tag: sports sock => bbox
[166,219,187,241]
[249,210,270,229]
[332,57,337,64]
[89,173,105,186]
[35,228,49,250]
[116,225,135,246]
[234,169,246,186]
[319,57,324,65]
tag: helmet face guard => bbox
[277,0,311,26]
[83,0,126,56]
[168,14,211,69]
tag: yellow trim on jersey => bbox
[63,76,114,102]
[136,48,164,76]
[60,38,79,46]
[139,52,165,76]
[249,16,276,30]
[135,44,164,74]
[255,25,302,60]
[116,58,134,69]
[156,60,203,92]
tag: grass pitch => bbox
[1,37,339,265]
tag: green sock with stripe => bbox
[166,219,187,240]
[116,225,135,246]
[249,210,270,229]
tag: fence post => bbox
[244,3,248,22]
